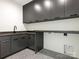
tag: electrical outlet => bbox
[47,32,52,34]
[64,44,74,56]
[64,33,67,36]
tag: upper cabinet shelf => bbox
[23,0,79,23]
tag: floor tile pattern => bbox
[5,49,54,59]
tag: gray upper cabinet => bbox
[52,0,65,19]
[23,0,65,23]
[23,1,36,23]
[23,0,79,23]
[23,0,47,23]
[65,0,79,17]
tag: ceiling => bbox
[13,0,32,5]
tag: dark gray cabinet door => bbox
[23,1,36,23]
[35,32,43,53]
[65,0,79,17]
[28,34,35,50]
[0,37,11,58]
[19,35,28,48]
[11,35,19,53]
[52,0,65,19]
[28,32,43,53]
[23,0,45,23]
[11,35,27,53]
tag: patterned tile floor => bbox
[5,49,54,59]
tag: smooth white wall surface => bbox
[26,18,79,31]
[26,18,79,58]
[0,0,26,32]
[44,32,79,58]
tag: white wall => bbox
[26,18,79,58]
[26,18,79,31]
[44,32,79,58]
[0,0,27,32]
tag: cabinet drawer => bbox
[0,36,11,41]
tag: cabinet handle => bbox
[70,14,79,17]
[2,40,9,43]
[22,37,25,39]
[2,41,7,43]
[54,17,61,19]
[14,38,18,40]
[35,20,40,22]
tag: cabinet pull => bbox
[43,19,49,21]
[70,14,79,17]
[2,41,7,43]
[22,37,25,39]
[54,17,61,19]
[14,38,18,40]
[2,40,9,43]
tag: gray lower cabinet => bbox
[28,32,43,53]
[11,35,21,53]
[0,32,43,58]
[35,32,43,53]
[0,36,11,58]
[28,34,35,50]
[11,34,28,53]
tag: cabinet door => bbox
[11,35,27,53]
[28,32,43,53]
[35,32,43,53]
[11,35,23,53]
[0,37,10,58]
[23,1,37,23]
[65,0,79,17]
[11,36,19,53]
[28,34,35,50]
[52,0,65,19]
[23,0,55,23]
[19,35,28,48]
